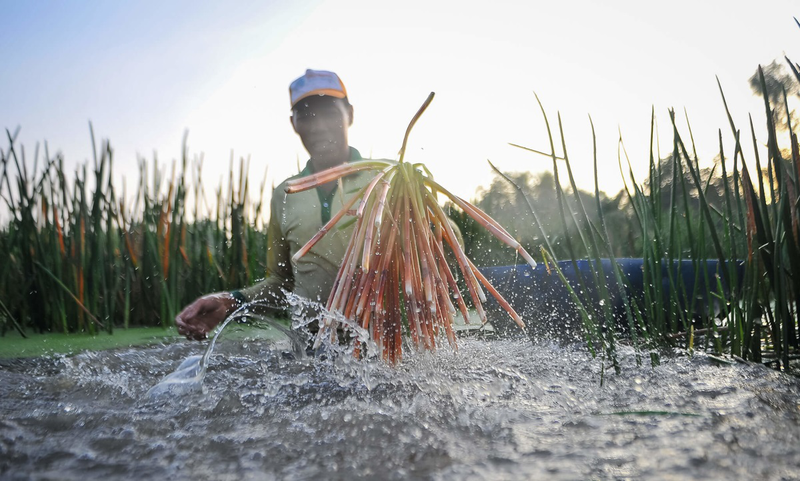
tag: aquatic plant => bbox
[0,127,269,335]
[285,93,536,362]
[501,58,800,371]
[2,56,797,374]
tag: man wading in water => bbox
[176,69,374,341]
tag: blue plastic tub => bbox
[478,258,745,339]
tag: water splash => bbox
[148,299,308,398]
[147,293,384,398]
[145,353,205,397]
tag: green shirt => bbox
[239,147,375,306]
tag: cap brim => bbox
[292,88,347,107]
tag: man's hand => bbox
[175,292,239,341]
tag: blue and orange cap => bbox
[289,69,348,108]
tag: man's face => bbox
[291,96,353,166]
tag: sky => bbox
[2,0,799,217]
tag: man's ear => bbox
[347,104,354,127]
[290,114,299,133]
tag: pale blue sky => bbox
[2,0,799,210]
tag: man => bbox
[176,69,373,341]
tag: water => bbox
[2,330,800,479]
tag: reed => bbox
[2,59,797,373]
[0,127,268,335]
[503,59,799,370]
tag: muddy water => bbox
[2,335,800,480]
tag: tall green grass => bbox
[0,126,269,335]
[503,60,799,371]
[2,62,798,374]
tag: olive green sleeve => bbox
[236,191,294,308]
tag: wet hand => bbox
[175,293,238,341]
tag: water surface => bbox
[2,334,799,480]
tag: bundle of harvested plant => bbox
[286,93,536,362]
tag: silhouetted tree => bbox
[749,60,800,131]
[449,171,637,266]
